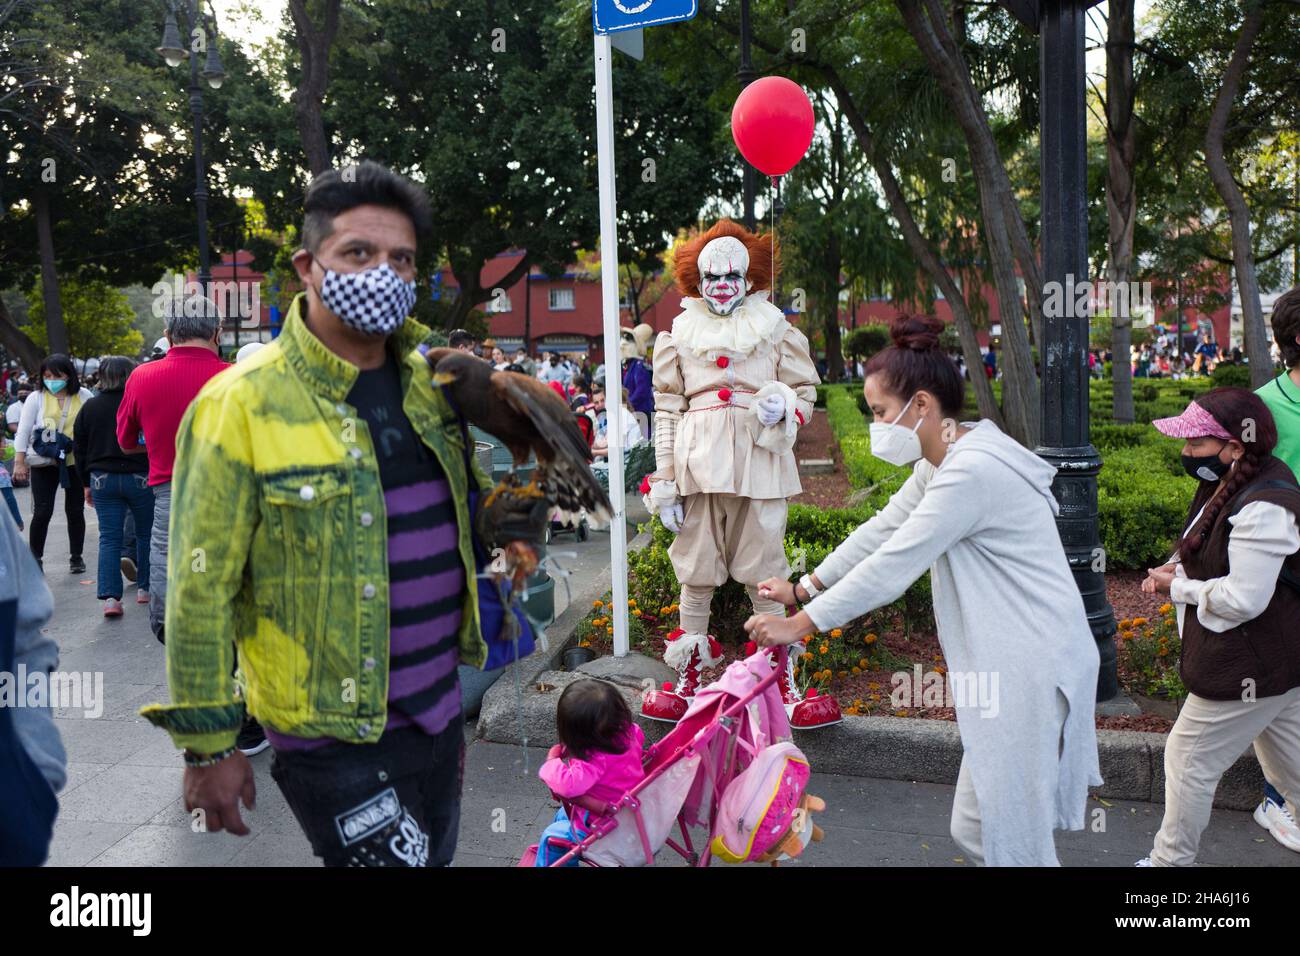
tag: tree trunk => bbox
[823,234,845,382]
[0,294,45,373]
[820,64,1003,425]
[450,251,533,331]
[1204,3,1270,388]
[288,0,341,176]
[1106,0,1137,423]
[919,0,1043,347]
[896,0,1039,444]
[31,187,68,355]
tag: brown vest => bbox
[1179,456,1300,701]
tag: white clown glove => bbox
[659,502,685,535]
[756,393,787,427]
[646,478,684,535]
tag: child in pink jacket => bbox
[534,679,645,865]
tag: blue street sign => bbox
[592,0,697,35]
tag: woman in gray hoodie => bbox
[746,314,1102,866]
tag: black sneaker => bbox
[120,556,138,583]
[70,556,86,574]
[237,717,270,757]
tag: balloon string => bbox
[770,175,778,309]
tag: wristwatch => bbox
[798,573,821,601]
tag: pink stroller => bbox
[519,647,825,867]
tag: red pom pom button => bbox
[807,688,819,698]
[716,356,730,368]
[639,474,651,495]
[662,681,674,691]
[718,388,732,403]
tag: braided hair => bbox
[1178,387,1279,556]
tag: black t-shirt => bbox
[346,352,444,489]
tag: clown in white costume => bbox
[640,220,842,728]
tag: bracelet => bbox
[184,747,236,768]
[799,574,821,600]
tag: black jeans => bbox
[270,723,464,867]
[28,464,84,561]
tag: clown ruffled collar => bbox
[671,291,788,357]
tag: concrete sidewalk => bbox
[24,484,1298,867]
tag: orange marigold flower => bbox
[594,601,604,609]
[865,634,878,645]
[851,666,861,675]
[1159,603,1173,614]
[819,645,829,655]
[1132,617,1147,626]
[830,629,843,638]
[837,670,848,679]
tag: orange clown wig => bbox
[673,219,780,299]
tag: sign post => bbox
[592,1,697,657]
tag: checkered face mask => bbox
[319,262,417,336]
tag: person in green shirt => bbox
[1252,284,1300,855]
[1260,287,1300,475]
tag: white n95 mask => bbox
[869,396,924,467]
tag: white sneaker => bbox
[1253,794,1300,853]
[1134,856,1154,867]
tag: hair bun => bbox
[889,313,943,352]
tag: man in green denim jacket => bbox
[140,162,513,866]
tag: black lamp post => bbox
[157,0,226,305]
[999,0,1118,700]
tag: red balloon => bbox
[731,76,815,177]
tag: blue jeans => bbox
[534,807,583,867]
[89,471,154,599]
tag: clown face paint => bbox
[698,236,751,316]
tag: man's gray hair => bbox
[164,294,221,343]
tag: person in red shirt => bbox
[116,299,228,648]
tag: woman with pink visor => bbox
[1137,387,1300,866]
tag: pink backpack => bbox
[710,742,811,864]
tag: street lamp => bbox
[998,0,1119,701]
[156,0,226,305]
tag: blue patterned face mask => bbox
[45,378,67,394]
[316,261,416,336]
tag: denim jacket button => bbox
[362,583,376,599]
[363,657,376,670]
[350,447,363,460]
[358,723,371,737]
[336,403,348,415]
[299,485,315,501]
[360,512,374,527]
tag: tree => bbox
[24,277,143,357]
[1099,0,1139,422]
[713,0,1010,425]
[0,0,249,367]
[286,0,340,175]
[314,1,734,330]
[844,324,891,362]
[1203,1,1270,387]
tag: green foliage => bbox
[1210,363,1252,388]
[825,388,910,502]
[25,277,143,357]
[843,324,891,362]
[1117,605,1186,703]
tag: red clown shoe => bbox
[642,628,723,723]
[745,641,843,730]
